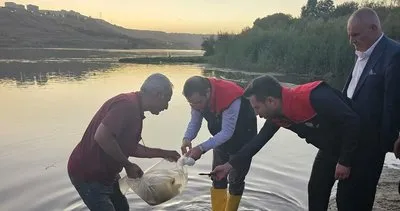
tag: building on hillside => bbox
[39,10,62,17]
[68,10,81,16]
[4,2,17,8]
[39,9,82,18]
[27,4,39,12]
[39,10,51,15]
[4,2,25,10]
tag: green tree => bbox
[316,0,335,18]
[332,2,359,18]
[253,13,293,30]
[207,1,400,85]
[301,0,318,17]
[201,35,216,56]
[382,7,400,40]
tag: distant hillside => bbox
[0,7,209,49]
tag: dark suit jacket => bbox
[343,35,400,152]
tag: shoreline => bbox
[328,166,400,210]
[118,56,208,64]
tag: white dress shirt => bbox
[347,33,384,99]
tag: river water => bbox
[0,48,398,211]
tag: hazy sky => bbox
[2,0,352,34]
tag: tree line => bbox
[201,0,400,81]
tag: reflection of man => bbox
[68,73,180,211]
[181,76,257,211]
[211,75,361,211]
[309,7,400,210]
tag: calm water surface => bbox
[0,48,398,211]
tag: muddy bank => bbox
[328,167,400,210]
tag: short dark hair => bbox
[183,76,210,98]
[244,74,282,101]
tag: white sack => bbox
[119,157,193,206]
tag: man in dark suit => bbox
[308,7,400,210]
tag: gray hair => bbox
[140,73,173,96]
[348,7,382,31]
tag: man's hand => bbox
[394,136,400,159]
[181,139,192,155]
[335,163,351,180]
[211,163,233,181]
[125,163,143,179]
[185,146,203,160]
[162,150,181,162]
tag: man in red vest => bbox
[211,74,361,210]
[181,76,257,211]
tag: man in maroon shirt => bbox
[68,73,180,211]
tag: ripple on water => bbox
[61,170,304,211]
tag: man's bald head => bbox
[347,7,383,52]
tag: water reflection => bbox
[0,61,347,90]
[0,48,206,88]
[0,48,347,91]
[2,63,265,89]
[0,61,116,87]
[2,61,265,88]
[0,48,203,60]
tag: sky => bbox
[1,0,352,34]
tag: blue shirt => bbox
[183,98,241,152]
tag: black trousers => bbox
[308,148,385,211]
[212,146,252,195]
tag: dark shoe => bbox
[398,179,400,195]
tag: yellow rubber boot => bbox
[211,187,227,211]
[225,193,242,211]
